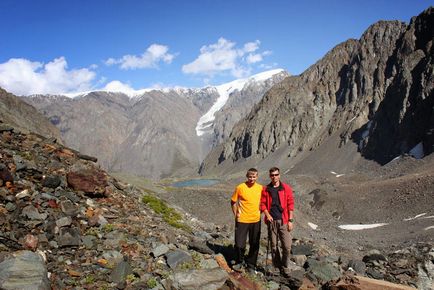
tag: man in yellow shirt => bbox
[230,168,262,272]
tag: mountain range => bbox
[22,70,288,179]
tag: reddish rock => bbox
[67,169,108,196]
[23,234,39,251]
[327,275,417,290]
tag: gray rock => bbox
[188,240,214,255]
[102,250,124,265]
[292,254,307,267]
[57,227,81,247]
[199,258,219,269]
[81,235,96,249]
[417,260,434,290]
[366,268,384,279]
[285,269,305,290]
[0,250,50,290]
[306,258,341,284]
[348,259,366,275]
[21,205,48,220]
[5,202,16,212]
[291,244,313,256]
[171,268,228,290]
[42,175,61,188]
[59,200,78,216]
[166,250,193,269]
[152,244,170,257]
[55,216,72,228]
[110,258,132,284]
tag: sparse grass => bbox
[142,194,191,232]
[126,274,137,283]
[84,275,95,284]
[146,277,158,289]
[102,223,115,233]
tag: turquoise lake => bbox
[172,179,220,187]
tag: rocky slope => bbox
[0,88,61,140]
[1,125,432,290]
[22,71,287,179]
[201,7,434,176]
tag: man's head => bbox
[269,167,280,185]
[246,168,258,185]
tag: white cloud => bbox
[105,44,175,70]
[0,57,96,96]
[182,38,271,79]
[246,53,263,64]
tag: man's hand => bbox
[266,213,273,222]
[287,221,293,231]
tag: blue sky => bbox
[0,0,432,95]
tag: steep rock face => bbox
[357,8,434,163]
[202,7,433,173]
[0,88,61,140]
[211,71,289,147]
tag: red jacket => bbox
[260,182,294,224]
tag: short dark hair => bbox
[247,168,258,175]
[269,167,280,174]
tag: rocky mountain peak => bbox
[201,7,433,175]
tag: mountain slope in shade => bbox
[23,70,286,179]
[0,88,61,140]
[201,7,433,176]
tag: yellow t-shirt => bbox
[231,182,262,223]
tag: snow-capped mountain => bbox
[22,69,288,178]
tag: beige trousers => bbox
[268,219,292,269]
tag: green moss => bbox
[102,223,115,233]
[84,275,95,284]
[146,277,157,289]
[142,194,191,232]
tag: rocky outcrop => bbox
[202,7,433,173]
[0,88,61,140]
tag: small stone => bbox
[23,234,39,251]
[110,258,132,284]
[22,205,48,220]
[60,200,78,216]
[166,250,192,269]
[5,202,16,211]
[16,189,30,199]
[293,254,307,267]
[81,235,96,249]
[56,216,73,228]
[42,175,62,188]
[57,227,81,247]
[152,244,170,257]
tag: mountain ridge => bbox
[201,7,433,176]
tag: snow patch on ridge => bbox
[195,69,284,136]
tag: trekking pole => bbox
[265,223,271,278]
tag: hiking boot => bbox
[232,262,246,272]
[246,266,257,275]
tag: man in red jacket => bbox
[260,167,294,276]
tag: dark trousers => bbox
[234,221,261,268]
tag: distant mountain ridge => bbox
[201,7,433,176]
[23,70,288,178]
[0,88,61,140]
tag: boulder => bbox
[0,250,50,290]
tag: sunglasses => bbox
[270,173,280,177]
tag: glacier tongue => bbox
[195,69,284,136]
